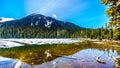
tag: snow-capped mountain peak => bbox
[0,17,14,22]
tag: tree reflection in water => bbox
[0,41,120,68]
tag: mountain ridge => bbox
[0,13,82,38]
[0,13,81,30]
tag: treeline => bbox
[0,26,114,39]
[73,27,114,40]
[0,26,74,38]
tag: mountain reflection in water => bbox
[0,41,120,68]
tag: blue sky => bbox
[0,0,109,28]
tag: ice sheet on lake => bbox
[0,40,22,48]
[0,39,82,48]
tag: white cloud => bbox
[0,17,14,22]
[52,14,57,18]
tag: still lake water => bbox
[0,41,119,68]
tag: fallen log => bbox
[96,55,106,64]
[14,61,21,68]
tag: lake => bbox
[0,40,120,68]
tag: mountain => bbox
[0,13,82,38]
[0,14,80,30]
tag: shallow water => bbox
[0,41,120,68]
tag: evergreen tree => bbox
[101,0,120,40]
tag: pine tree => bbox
[101,0,120,40]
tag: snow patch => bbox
[0,17,14,22]
[35,21,39,25]
[0,38,83,48]
[31,23,33,26]
[0,56,11,61]
[45,20,52,28]
[0,40,22,48]
[1,39,82,46]
[44,17,52,28]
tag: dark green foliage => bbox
[0,26,74,38]
[0,26,113,39]
[101,0,120,40]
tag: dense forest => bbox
[0,25,112,40]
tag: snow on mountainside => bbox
[45,20,52,28]
[44,17,53,28]
[0,17,14,22]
